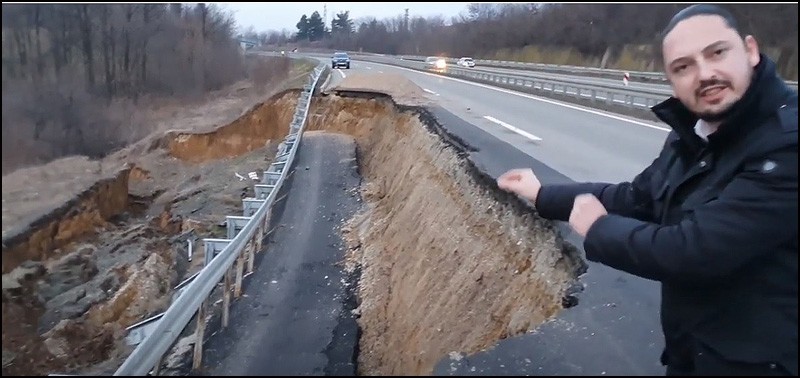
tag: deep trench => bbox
[301,90,585,375]
[2,88,585,376]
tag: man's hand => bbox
[497,168,542,203]
[569,194,608,237]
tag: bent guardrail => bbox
[112,61,327,376]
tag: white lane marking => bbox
[378,70,383,73]
[366,66,372,70]
[423,88,439,96]
[361,61,671,132]
[484,115,542,142]
[337,69,346,79]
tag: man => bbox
[497,4,797,376]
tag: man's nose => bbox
[697,60,716,81]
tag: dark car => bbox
[332,52,351,69]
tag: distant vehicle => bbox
[425,56,447,71]
[332,52,351,69]
[457,57,475,68]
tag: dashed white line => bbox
[378,70,383,73]
[337,69,346,78]
[366,66,372,70]
[423,88,439,96]
[484,115,542,142]
[359,61,671,132]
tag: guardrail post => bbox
[203,239,231,267]
[254,184,274,200]
[262,172,281,186]
[247,233,257,274]
[242,198,266,217]
[222,268,231,327]
[226,216,251,239]
[193,301,206,370]
[234,246,245,298]
[152,355,164,376]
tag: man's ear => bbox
[744,35,761,68]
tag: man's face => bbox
[662,15,760,121]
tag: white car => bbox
[457,57,475,68]
[425,56,447,71]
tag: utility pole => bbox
[404,8,409,32]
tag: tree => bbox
[1,3,250,173]
[296,14,309,41]
[467,3,499,21]
[307,11,325,41]
[331,10,353,35]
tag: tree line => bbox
[2,3,248,173]
[278,3,798,79]
[2,3,245,98]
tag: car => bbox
[332,52,351,69]
[457,57,475,68]
[425,56,447,71]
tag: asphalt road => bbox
[200,133,361,376]
[209,52,667,376]
[322,57,667,375]
[324,57,669,184]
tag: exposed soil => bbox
[2,67,585,377]
[1,57,316,376]
[307,72,585,375]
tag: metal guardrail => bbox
[447,66,668,109]
[112,61,327,376]
[397,54,799,90]
[346,53,670,110]
[399,54,668,81]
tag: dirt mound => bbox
[306,93,585,375]
[1,158,130,274]
[164,92,296,163]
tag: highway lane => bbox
[202,134,361,376]
[327,57,669,184]
[323,57,666,375]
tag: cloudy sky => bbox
[217,2,473,33]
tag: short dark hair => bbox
[656,4,744,66]
[661,4,743,43]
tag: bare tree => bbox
[1,3,249,173]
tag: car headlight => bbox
[435,59,446,69]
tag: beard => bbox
[696,100,737,122]
[694,78,738,122]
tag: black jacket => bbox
[535,54,797,374]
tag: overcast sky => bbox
[217,2,473,34]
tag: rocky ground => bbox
[1,56,316,376]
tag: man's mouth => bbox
[698,85,729,102]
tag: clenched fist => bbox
[569,194,608,237]
[497,168,542,203]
